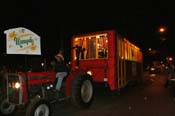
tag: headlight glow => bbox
[47,86,50,90]
[50,84,53,88]
[15,82,21,89]
[150,67,155,71]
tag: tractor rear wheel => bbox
[71,74,94,108]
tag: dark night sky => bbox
[0,1,175,64]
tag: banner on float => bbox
[4,27,41,55]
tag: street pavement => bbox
[14,72,175,116]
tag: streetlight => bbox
[158,26,167,34]
[158,26,167,42]
[148,48,152,51]
[159,27,165,33]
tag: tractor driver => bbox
[54,50,69,93]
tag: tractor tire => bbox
[26,97,51,116]
[0,99,16,116]
[71,74,94,109]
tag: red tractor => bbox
[0,60,94,116]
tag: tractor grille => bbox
[7,74,21,104]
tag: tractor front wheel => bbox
[71,74,94,109]
[0,99,16,115]
[26,97,51,116]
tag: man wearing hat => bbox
[54,50,68,93]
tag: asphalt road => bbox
[13,72,175,116]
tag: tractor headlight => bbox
[9,81,21,89]
[50,84,53,88]
[150,67,155,71]
[46,86,50,90]
[46,84,54,90]
[14,82,21,89]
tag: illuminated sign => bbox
[4,27,41,55]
